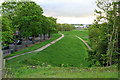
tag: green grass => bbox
[5,65,118,78]
[61,30,91,47]
[61,30,89,41]
[4,30,118,78]
[6,31,89,67]
[4,33,61,58]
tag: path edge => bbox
[75,36,92,50]
[6,33,64,60]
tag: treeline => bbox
[88,0,120,67]
[58,24,75,31]
[1,1,58,51]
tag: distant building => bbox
[71,24,92,30]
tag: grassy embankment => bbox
[4,30,118,78]
[4,33,61,58]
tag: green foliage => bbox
[13,1,43,37]
[58,24,75,31]
[4,31,118,78]
[47,17,58,33]
[2,15,13,48]
[83,28,88,30]
[88,0,119,66]
[4,65,118,78]
[1,1,59,49]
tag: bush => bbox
[58,24,75,31]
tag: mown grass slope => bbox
[5,33,61,58]
[20,34,89,67]
[4,30,118,78]
[6,30,90,67]
[61,30,91,46]
[62,30,89,41]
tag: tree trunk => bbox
[108,4,116,66]
[114,25,118,53]
[116,30,118,52]
[107,21,109,67]
[32,36,35,44]
[40,34,42,42]
[43,33,45,40]
[48,31,51,38]
[26,37,28,47]
[18,31,20,40]
[14,33,17,52]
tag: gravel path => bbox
[75,36,92,50]
[7,33,64,60]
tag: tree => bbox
[58,24,75,31]
[2,1,18,51]
[1,0,59,54]
[41,16,48,40]
[13,1,43,45]
[88,0,119,66]
[47,17,58,38]
[2,15,13,49]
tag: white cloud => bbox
[1,0,97,24]
[0,0,4,6]
[33,0,97,17]
[33,0,84,4]
[32,0,97,24]
[56,16,96,24]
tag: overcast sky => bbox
[0,0,97,24]
[33,0,97,24]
